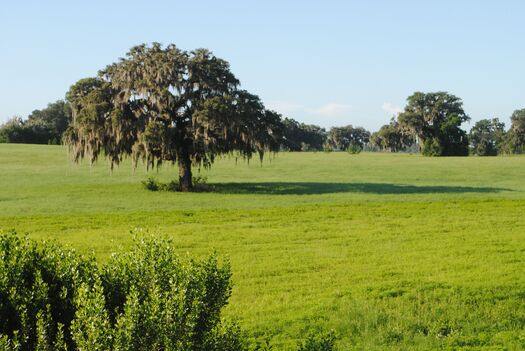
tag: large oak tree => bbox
[64,43,282,191]
[397,92,470,156]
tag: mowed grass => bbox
[1,144,525,350]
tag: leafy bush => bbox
[99,237,236,350]
[141,177,160,191]
[0,233,96,350]
[0,233,243,350]
[0,232,337,351]
[142,175,211,192]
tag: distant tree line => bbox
[1,87,525,158]
[278,92,525,157]
[0,101,71,144]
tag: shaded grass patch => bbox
[209,182,510,195]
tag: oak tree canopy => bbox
[64,43,282,191]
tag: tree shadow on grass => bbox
[209,182,511,195]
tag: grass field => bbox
[1,144,525,350]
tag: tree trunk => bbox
[177,147,193,192]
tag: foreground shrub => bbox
[0,233,96,350]
[99,237,236,350]
[0,233,337,351]
[0,233,242,351]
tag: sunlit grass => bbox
[1,144,524,349]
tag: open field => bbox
[1,144,525,349]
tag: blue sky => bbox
[1,0,524,131]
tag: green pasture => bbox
[1,144,524,349]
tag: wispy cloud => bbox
[267,101,352,117]
[266,101,353,126]
[266,101,306,115]
[382,102,402,116]
[313,103,352,117]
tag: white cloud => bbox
[313,103,352,117]
[382,102,402,116]
[267,101,351,116]
[266,101,354,127]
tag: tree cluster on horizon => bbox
[1,44,525,189]
[277,92,525,157]
[0,101,71,145]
